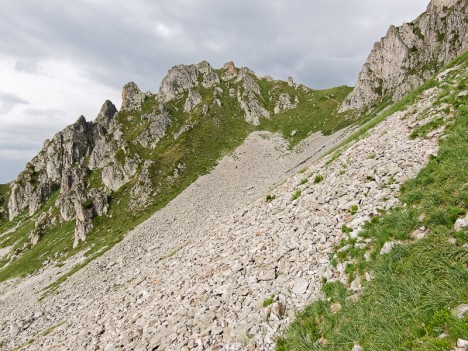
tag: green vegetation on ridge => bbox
[0,72,356,284]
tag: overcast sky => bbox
[0,0,429,183]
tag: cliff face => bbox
[339,0,467,112]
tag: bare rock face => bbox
[340,0,467,112]
[137,104,172,149]
[94,100,118,130]
[8,115,94,220]
[73,201,94,248]
[121,82,146,111]
[158,61,220,102]
[222,61,238,80]
[183,89,203,112]
[236,68,270,125]
[129,160,154,210]
[57,166,88,221]
[102,155,139,192]
[274,93,298,114]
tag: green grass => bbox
[258,84,355,148]
[291,190,302,201]
[348,205,359,215]
[263,295,275,308]
[313,175,324,184]
[266,194,276,202]
[276,52,468,351]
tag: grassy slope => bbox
[276,53,468,350]
[0,75,355,284]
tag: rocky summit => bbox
[340,0,467,112]
[0,1,467,351]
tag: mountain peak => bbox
[340,0,467,112]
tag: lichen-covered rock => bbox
[73,200,94,248]
[274,93,298,114]
[159,61,219,102]
[183,89,203,113]
[121,82,146,111]
[136,105,172,149]
[130,160,154,210]
[236,68,270,125]
[340,0,467,112]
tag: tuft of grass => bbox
[263,295,275,308]
[266,194,276,202]
[348,204,359,215]
[291,190,302,201]
[299,178,308,185]
[313,175,324,184]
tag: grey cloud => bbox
[0,91,29,114]
[14,60,40,74]
[0,0,429,91]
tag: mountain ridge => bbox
[340,0,466,112]
[0,0,467,350]
[0,60,354,280]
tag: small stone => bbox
[457,338,468,347]
[271,301,286,319]
[330,302,342,314]
[292,278,309,294]
[211,327,223,336]
[411,227,428,240]
[258,269,276,281]
[454,214,468,231]
[291,130,297,137]
[351,345,363,351]
[380,241,399,255]
[452,304,468,319]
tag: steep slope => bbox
[278,52,468,351]
[0,61,354,282]
[340,0,467,112]
[1,42,466,351]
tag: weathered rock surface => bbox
[274,93,298,114]
[340,0,467,112]
[237,68,270,125]
[158,61,220,102]
[121,82,147,112]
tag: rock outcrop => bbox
[236,68,270,125]
[2,60,303,258]
[158,61,220,102]
[340,0,467,112]
[121,82,147,112]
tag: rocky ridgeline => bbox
[2,60,303,250]
[340,0,467,112]
[1,59,462,351]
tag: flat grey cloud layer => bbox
[0,0,428,183]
